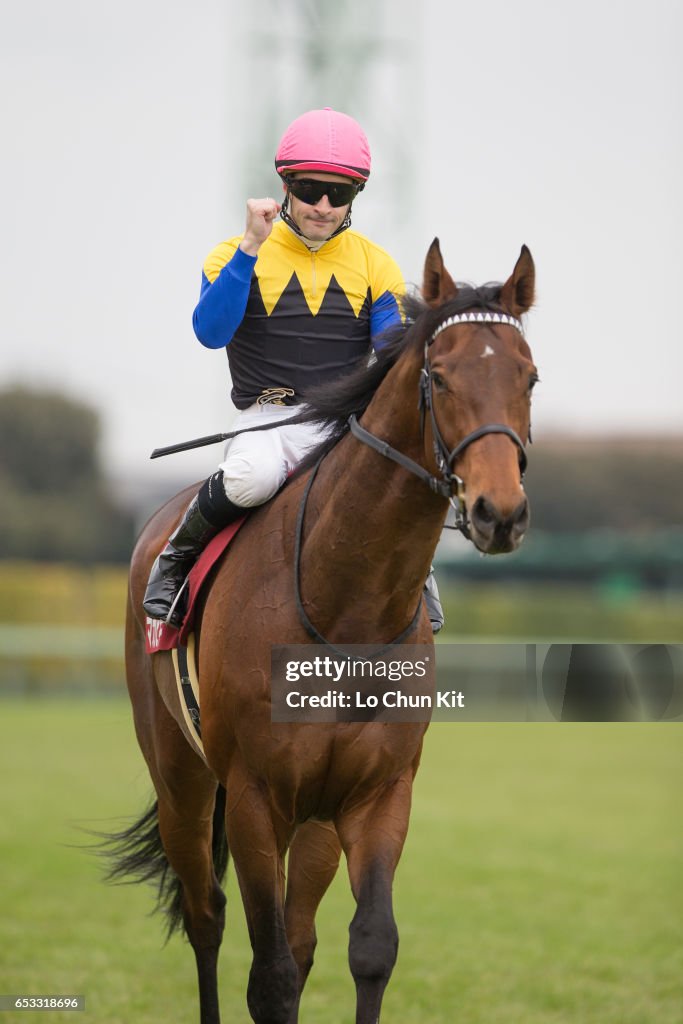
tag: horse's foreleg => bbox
[336,773,415,1024]
[224,760,298,1024]
[284,820,342,1022]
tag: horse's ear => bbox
[499,245,535,316]
[422,238,459,308]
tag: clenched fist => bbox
[239,197,282,256]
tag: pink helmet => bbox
[275,108,371,183]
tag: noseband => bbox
[349,309,529,538]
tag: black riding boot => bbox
[143,471,246,626]
[423,566,445,634]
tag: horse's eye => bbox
[431,371,446,390]
[528,373,540,393]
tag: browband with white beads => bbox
[430,311,524,343]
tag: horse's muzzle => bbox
[468,494,530,554]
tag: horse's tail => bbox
[92,784,229,940]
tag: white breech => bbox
[218,403,329,507]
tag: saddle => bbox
[143,517,247,761]
[144,517,246,655]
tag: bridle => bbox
[350,309,530,539]
[294,307,531,654]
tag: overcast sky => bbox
[2,0,682,486]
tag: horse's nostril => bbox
[512,498,530,529]
[472,497,496,531]
[470,495,530,546]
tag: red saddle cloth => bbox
[144,517,247,654]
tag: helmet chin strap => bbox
[280,192,353,245]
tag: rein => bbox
[294,453,424,658]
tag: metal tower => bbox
[240,0,422,273]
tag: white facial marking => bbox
[481,344,495,358]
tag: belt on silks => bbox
[257,388,296,407]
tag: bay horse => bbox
[110,240,537,1023]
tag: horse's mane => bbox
[290,282,505,471]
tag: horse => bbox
[108,239,537,1024]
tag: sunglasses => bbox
[285,177,360,208]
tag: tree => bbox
[0,386,135,563]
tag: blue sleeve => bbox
[192,247,257,349]
[370,290,403,350]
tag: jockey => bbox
[143,107,443,632]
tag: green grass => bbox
[0,700,681,1022]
